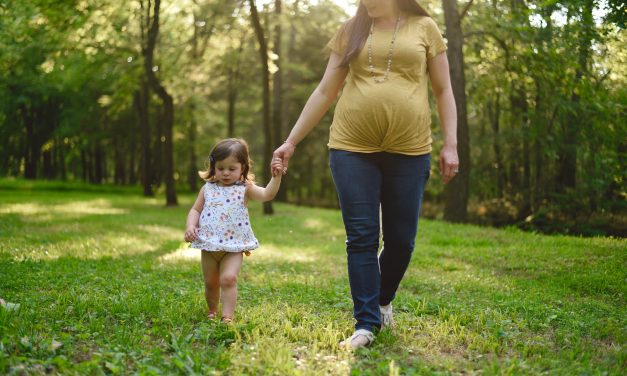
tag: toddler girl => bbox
[184,138,283,323]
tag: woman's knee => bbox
[345,220,380,251]
[382,238,416,255]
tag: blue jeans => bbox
[329,149,430,332]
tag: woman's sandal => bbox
[339,329,374,350]
[207,311,218,320]
[221,316,233,324]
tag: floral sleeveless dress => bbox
[191,182,259,253]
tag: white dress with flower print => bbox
[191,182,259,253]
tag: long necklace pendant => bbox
[367,15,401,84]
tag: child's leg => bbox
[218,252,243,320]
[201,251,222,315]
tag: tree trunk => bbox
[556,0,593,192]
[134,82,153,196]
[226,36,244,138]
[142,0,177,205]
[57,135,67,180]
[488,93,504,198]
[510,86,530,216]
[282,0,299,203]
[273,0,287,201]
[94,140,104,184]
[442,0,470,222]
[188,101,199,192]
[23,107,37,180]
[81,149,88,182]
[249,0,274,215]
[113,133,125,185]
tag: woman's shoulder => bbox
[407,15,440,29]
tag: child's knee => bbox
[220,274,238,288]
[204,279,220,290]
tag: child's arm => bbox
[184,186,205,242]
[247,159,283,202]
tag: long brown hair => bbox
[199,138,255,183]
[339,0,430,67]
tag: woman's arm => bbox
[272,51,349,172]
[184,187,205,242]
[428,52,459,184]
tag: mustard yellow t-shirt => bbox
[326,16,447,155]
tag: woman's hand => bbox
[439,144,459,184]
[184,226,199,242]
[272,141,296,176]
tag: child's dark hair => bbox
[199,138,255,183]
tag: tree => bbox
[442,0,470,222]
[139,0,177,206]
[248,0,274,214]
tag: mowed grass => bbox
[0,179,624,375]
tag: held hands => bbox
[439,144,459,184]
[184,226,199,242]
[271,156,285,177]
[272,141,296,176]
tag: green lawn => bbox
[0,179,624,375]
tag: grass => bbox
[0,178,625,375]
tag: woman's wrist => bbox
[284,139,297,148]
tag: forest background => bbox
[1,0,625,236]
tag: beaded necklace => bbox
[367,15,401,83]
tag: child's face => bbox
[214,154,243,186]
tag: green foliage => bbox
[0,1,624,233]
[0,180,625,374]
[461,0,626,232]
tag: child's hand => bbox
[184,226,199,242]
[271,157,285,177]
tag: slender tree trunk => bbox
[23,106,38,179]
[129,140,137,185]
[81,149,88,182]
[532,79,543,211]
[488,94,504,198]
[188,101,198,192]
[42,149,53,180]
[442,0,470,222]
[510,86,530,216]
[273,0,288,202]
[94,140,104,184]
[57,135,67,180]
[226,36,244,138]
[556,0,593,192]
[188,16,200,192]
[113,133,125,185]
[282,0,299,202]
[152,109,163,186]
[142,0,177,205]
[134,83,153,196]
[249,0,274,214]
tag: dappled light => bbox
[1,184,624,374]
[256,243,318,263]
[158,243,200,263]
[1,0,625,372]
[0,199,128,219]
